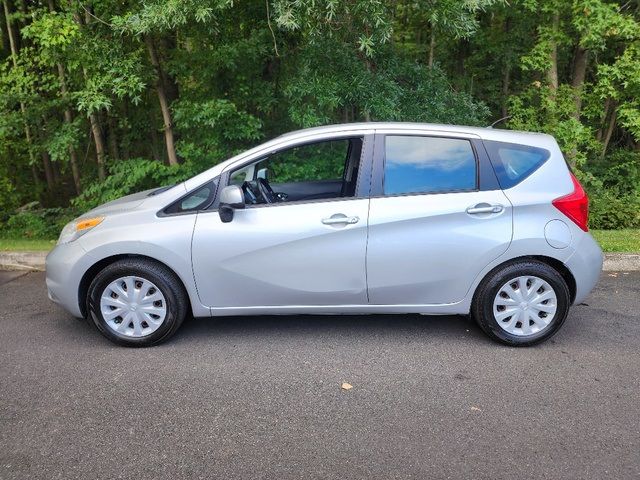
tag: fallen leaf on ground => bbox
[341,383,353,390]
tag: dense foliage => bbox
[1,0,639,238]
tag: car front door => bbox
[192,134,373,310]
[366,132,513,305]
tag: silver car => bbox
[46,123,603,347]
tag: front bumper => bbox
[45,241,95,318]
[565,232,603,305]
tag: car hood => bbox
[83,188,157,217]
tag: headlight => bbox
[57,216,105,245]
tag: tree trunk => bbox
[48,0,80,193]
[74,12,107,180]
[106,114,120,161]
[157,35,179,102]
[50,151,61,184]
[149,124,162,162]
[31,164,40,189]
[571,46,588,119]
[602,102,617,158]
[3,0,39,185]
[41,151,55,191]
[145,35,179,166]
[456,40,467,77]
[121,100,131,160]
[40,114,61,184]
[65,116,81,192]
[428,24,435,69]
[501,62,511,118]
[57,64,82,194]
[565,45,589,162]
[596,98,612,142]
[547,13,559,91]
[363,58,373,122]
[0,3,9,53]
[87,109,107,181]
[501,16,511,118]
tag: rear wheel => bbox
[87,258,188,347]
[472,260,570,346]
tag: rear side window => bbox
[383,136,477,195]
[484,140,550,189]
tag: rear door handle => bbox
[322,214,359,225]
[466,204,504,214]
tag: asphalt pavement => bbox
[1,271,639,479]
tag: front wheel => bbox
[472,260,571,346]
[87,258,188,347]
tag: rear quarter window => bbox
[484,140,550,189]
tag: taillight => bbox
[552,173,589,231]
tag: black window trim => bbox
[157,177,220,217]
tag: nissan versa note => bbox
[46,123,603,347]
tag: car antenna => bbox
[487,115,512,129]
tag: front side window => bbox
[229,137,363,205]
[383,136,477,195]
[259,140,348,183]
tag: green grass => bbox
[0,238,56,251]
[591,229,640,253]
[0,229,638,254]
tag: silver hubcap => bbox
[493,275,557,337]
[100,276,167,338]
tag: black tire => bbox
[87,258,188,347]
[471,260,571,347]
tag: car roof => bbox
[276,122,552,144]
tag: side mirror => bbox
[218,185,245,223]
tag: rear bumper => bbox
[565,233,603,305]
[45,241,95,318]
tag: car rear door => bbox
[366,131,513,306]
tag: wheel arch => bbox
[472,255,577,306]
[78,254,196,318]
[531,255,577,304]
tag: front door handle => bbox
[466,204,504,214]
[322,214,359,225]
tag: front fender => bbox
[77,212,210,317]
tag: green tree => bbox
[0,0,637,231]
